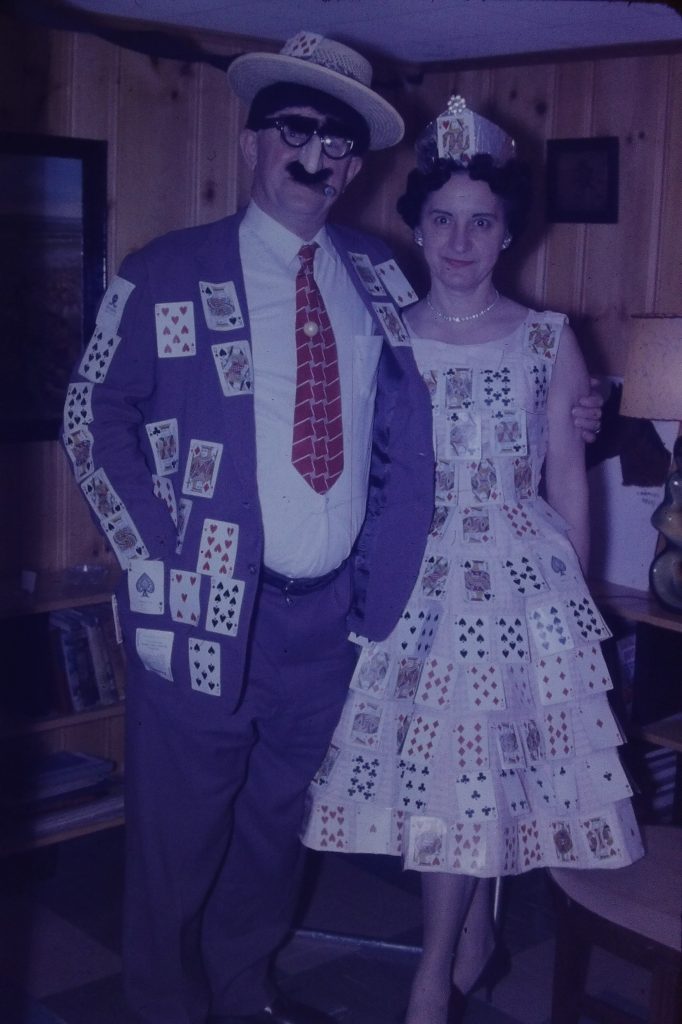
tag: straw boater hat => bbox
[227,30,404,150]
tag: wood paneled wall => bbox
[1,13,680,574]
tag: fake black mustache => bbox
[287,161,336,197]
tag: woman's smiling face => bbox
[419,172,508,296]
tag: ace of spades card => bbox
[205,577,245,637]
[127,559,165,614]
[188,636,221,696]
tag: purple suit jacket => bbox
[63,208,434,709]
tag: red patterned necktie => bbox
[292,243,344,494]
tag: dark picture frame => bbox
[546,137,619,225]
[0,133,107,441]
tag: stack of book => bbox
[49,602,125,713]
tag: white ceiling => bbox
[54,0,682,65]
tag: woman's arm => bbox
[545,325,591,573]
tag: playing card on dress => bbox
[197,518,238,576]
[155,301,196,357]
[405,816,447,870]
[64,427,94,482]
[64,382,94,432]
[434,463,457,505]
[454,770,498,822]
[503,555,548,596]
[466,663,506,711]
[493,721,524,767]
[348,252,386,296]
[480,365,515,416]
[392,603,441,658]
[535,652,576,705]
[146,419,179,475]
[528,320,561,361]
[199,280,245,331]
[462,507,493,544]
[311,743,341,787]
[135,627,173,680]
[566,595,611,644]
[188,636,221,696]
[355,804,393,853]
[205,577,245,637]
[465,459,499,504]
[346,752,381,801]
[350,644,391,696]
[444,368,474,410]
[574,644,612,695]
[448,410,481,459]
[519,818,543,869]
[519,717,546,763]
[420,554,449,599]
[211,341,253,395]
[495,614,531,662]
[529,361,551,411]
[403,712,443,764]
[398,757,432,811]
[169,569,202,625]
[374,258,417,307]
[462,558,492,602]
[303,801,349,851]
[526,764,556,810]
[79,327,121,383]
[527,601,575,656]
[449,821,487,873]
[182,440,223,498]
[392,657,423,700]
[348,694,383,748]
[578,697,624,749]
[429,504,452,540]
[499,768,529,816]
[553,764,579,812]
[127,559,165,614]
[543,707,575,759]
[453,718,490,770]
[582,748,633,803]
[372,302,410,346]
[416,656,455,710]
[453,613,491,663]
[579,812,622,862]
[549,820,579,864]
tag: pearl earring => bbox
[414,232,424,247]
[502,235,512,250]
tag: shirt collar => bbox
[243,200,335,268]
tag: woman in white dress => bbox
[302,98,643,1024]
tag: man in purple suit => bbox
[63,30,434,1024]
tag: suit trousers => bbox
[122,564,356,1024]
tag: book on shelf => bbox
[48,601,125,712]
[1,749,117,820]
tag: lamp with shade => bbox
[620,315,682,611]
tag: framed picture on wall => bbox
[546,136,619,224]
[0,133,107,441]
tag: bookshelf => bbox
[591,579,682,758]
[0,568,125,855]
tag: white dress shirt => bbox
[239,202,382,578]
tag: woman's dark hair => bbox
[397,154,532,241]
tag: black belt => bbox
[261,562,345,595]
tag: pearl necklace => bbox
[426,289,499,324]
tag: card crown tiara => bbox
[415,95,516,172]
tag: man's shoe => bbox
[210,992,335,1024]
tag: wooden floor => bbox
[0,826,653,1024]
